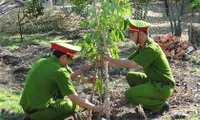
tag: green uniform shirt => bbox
[20,56,76,111]
[128,38,175,85]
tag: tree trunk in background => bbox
[54,0,57,5]
[189,9,194,44]
[180,0,194,15]
[168,0,182,36]
[174,0,181,36]
[167,0,198,36]
[47,0,53,7]
[17,8,24,43]
[164,0,169,16]
[180,0,185,15]
[169,0,174,34]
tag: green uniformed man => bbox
[20,42,106,120]
[102,19,175,118]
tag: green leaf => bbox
[119,21,124,30]
[110,46,119,59]
[114,30,120,41]
[123,19,129,29]
[119,31,125,41]
[189,0,200,9]
[95,79,104,93]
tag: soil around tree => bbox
[0,39,200,120]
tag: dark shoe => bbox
[148,102,170,118]
[159,102,170,115]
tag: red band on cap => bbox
[51,43,75,57]
[130,25,149,32]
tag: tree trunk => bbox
[48,0,53,7]
[174,0,182,36]
[189,9,194,44]
[169,0,174,34]
[168,0,182,36]
[54,0,57,5]
[17,8,24,43]
[164,0,169,16]
[104,67,110,120]
[93,0,110,119]
[180,0,185,15]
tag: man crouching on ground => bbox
[20,42,106,120]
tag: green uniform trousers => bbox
[26,99,79,120]
[125,72,173,112]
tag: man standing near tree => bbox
[102,19,175,118]
[20,42,105,120]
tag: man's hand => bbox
[84,76,97,83]
[83,71,98,83]
[102,55,112,62]
[71,63,93,80]
[94,49,112,67]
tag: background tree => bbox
[17,0,44,42]
[164,0,196,36]
[164,0,170,16]
[168,0,183,36]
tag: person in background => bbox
[102,19,175,118]
[20,42,106,120]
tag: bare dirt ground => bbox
[1,41,200,120]
[0,1,200,120]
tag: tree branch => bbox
[15,0,24,5]
[0,0,9,6]
[0,5,21,18]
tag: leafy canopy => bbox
[189,0,200,9]
[23,0,44,18]
[68,0,93,13]
[80,0,131,60]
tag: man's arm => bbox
[70,64,93,81]
[105,57,139,69]
[71,73,98,84]
[68,93,104,113]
